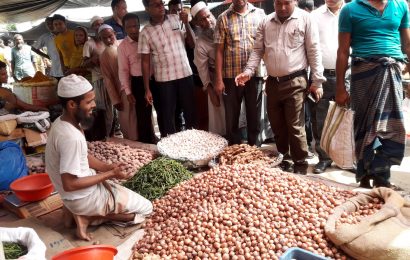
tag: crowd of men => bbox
[2,0,410,238]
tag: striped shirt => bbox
[214,3,265,78]
[138,14,192,82]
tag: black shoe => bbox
[373,176,391,188]
[294,162,308,175]
[359,176,372,189]
[313,160,332,174]
[279,161,294,172]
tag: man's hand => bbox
[111,164,132,180]
[145,89,154,106]
[127,94,136,104]
[214,79,225,96]
[114,102,124,111]
[335,87,350,106]
[179,10,189,25]
[309,85,323,102]
[235,72,251,87]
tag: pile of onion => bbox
[133,164,355,259]
[337,198,384,227]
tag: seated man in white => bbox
[45,74,152,241]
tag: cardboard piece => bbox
[0,128,24,142]
[23,128,48,147]
[2,192,63,219]
[1,218,74,259]
[39,209,144,249]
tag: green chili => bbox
[123,157,193,201]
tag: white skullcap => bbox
[58,74,93,98]
[98,24,113,35]
[90,16,103,26]
[191,1,207,18]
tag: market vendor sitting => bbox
[0,61,48,114]
[45,74,153,241]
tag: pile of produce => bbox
[337,198,384,226]
[157,129,227,163]
[2,242,27,259]
[219,144,281,166]
[123,157,193,201]
[88,141,156,175]
[132,164,355,259]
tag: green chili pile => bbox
[3,242,28,259]
[123,157,193,201]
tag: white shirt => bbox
[194,32,215,89]
[45,117,97,200]
[244,8,325,87]
[311,4,342,70]
[32,32,64,77]
[83,38,106,82]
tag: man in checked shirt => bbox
[139,0,196,137]
[214,0,265,146]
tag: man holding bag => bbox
[336,0,410,187]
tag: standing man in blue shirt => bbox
[105,0,128,40]
[336,0,410,188]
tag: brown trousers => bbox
[266,75,309,162]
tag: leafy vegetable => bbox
[3,242,28,259]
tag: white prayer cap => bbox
[58,74,93,98]
[90,16,103,26]
[98,24,113,35]
[191,1,207,18]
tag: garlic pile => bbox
[157,129,228,162]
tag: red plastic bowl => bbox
[10,173,54,202]
[52,245,118,260]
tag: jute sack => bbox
[325,188,410,260]
[320,101,356,169]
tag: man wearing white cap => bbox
[191,1,225,136]
[83,16,112,138]
[45,74,152,241]
[99,24,138,140]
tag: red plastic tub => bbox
[52,245,118,260]
[10,173,53,202]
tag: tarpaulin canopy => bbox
[0,0,112,23]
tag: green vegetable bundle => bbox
[3,242,27,259]
[123,157,193,201]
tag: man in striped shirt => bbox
[214,0,265,146]
[139,0,196,137]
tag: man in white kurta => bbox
[192,2,226,136]
[45,74,152,241]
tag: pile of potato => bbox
[88,141,156,175]
[219,144,281,167]
[133,164,355,259]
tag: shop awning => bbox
[0,0,112,23]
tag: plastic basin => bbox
[10,173,54,202]
[52,245,118,260]
[280,247,329,260]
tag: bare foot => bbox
[73,215,93,241]
[62,206,74,228]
